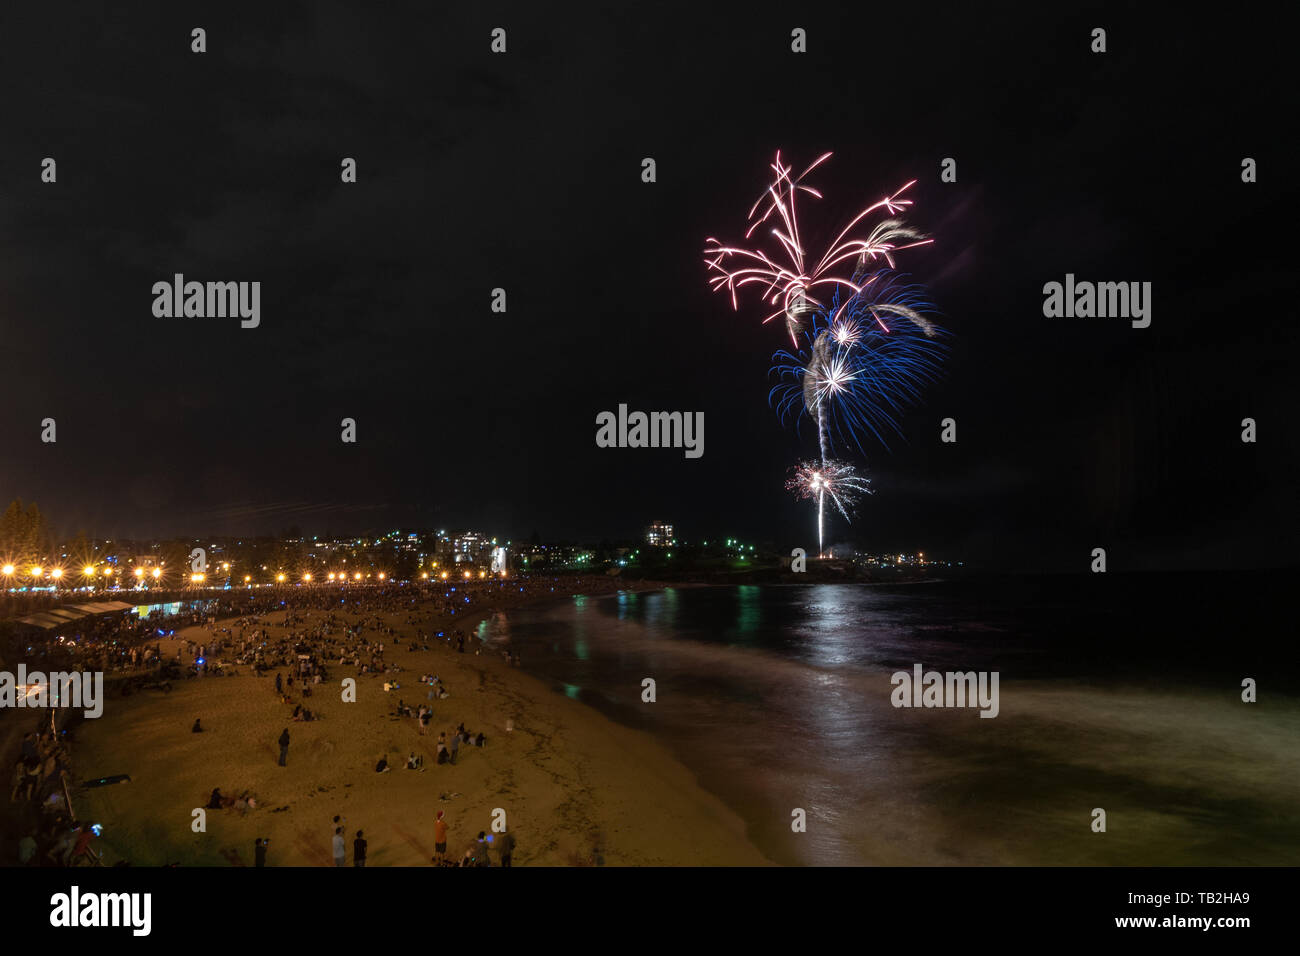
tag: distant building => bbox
[646,521,674,548]
[453,532,491,564]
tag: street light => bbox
[50,568,63,579]
[303,573,312,582]
[83,566,96,577]
[2,564,15,577]
[152,568,162,580]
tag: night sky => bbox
[2,4,1295,571]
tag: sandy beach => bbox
[70,585,773,867]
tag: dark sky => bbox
[2,3,1295,571]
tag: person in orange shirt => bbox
[433,810,448,863]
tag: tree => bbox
[1,499,53,563]
[0,499,25,558]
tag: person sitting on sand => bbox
[192,718,204,733]
[474,732,486,748]
[406,752,423,770]
[375,755,390,773]
[207,788,223,810]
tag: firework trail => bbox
[785,460,872,556]
[703,151,932,347]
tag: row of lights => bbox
[0,565,387,586]
[4,564,504,586]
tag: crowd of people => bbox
[8,729,101,866]
[4,573,634,866]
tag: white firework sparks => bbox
[786,459,873,556]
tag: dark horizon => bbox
[3,4,1296,573]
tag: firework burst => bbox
[705,151,947,557]
[785,460,873,556]
[770,272,946,460]
[703,151,932,346]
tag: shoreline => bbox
[70,580,774,866]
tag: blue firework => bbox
[769,269,947,459]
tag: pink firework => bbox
[704,151,932,345]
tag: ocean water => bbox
[477,574,1300,866]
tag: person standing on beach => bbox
[354,830,367,867]
[332,826,345,866]
[498,827,515,867]
[70,823,97,865]
[278,728,290,766]
[275,672,282,694]
[433,810,448,863]
[254,838,267,867]
[450,730,459,764]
